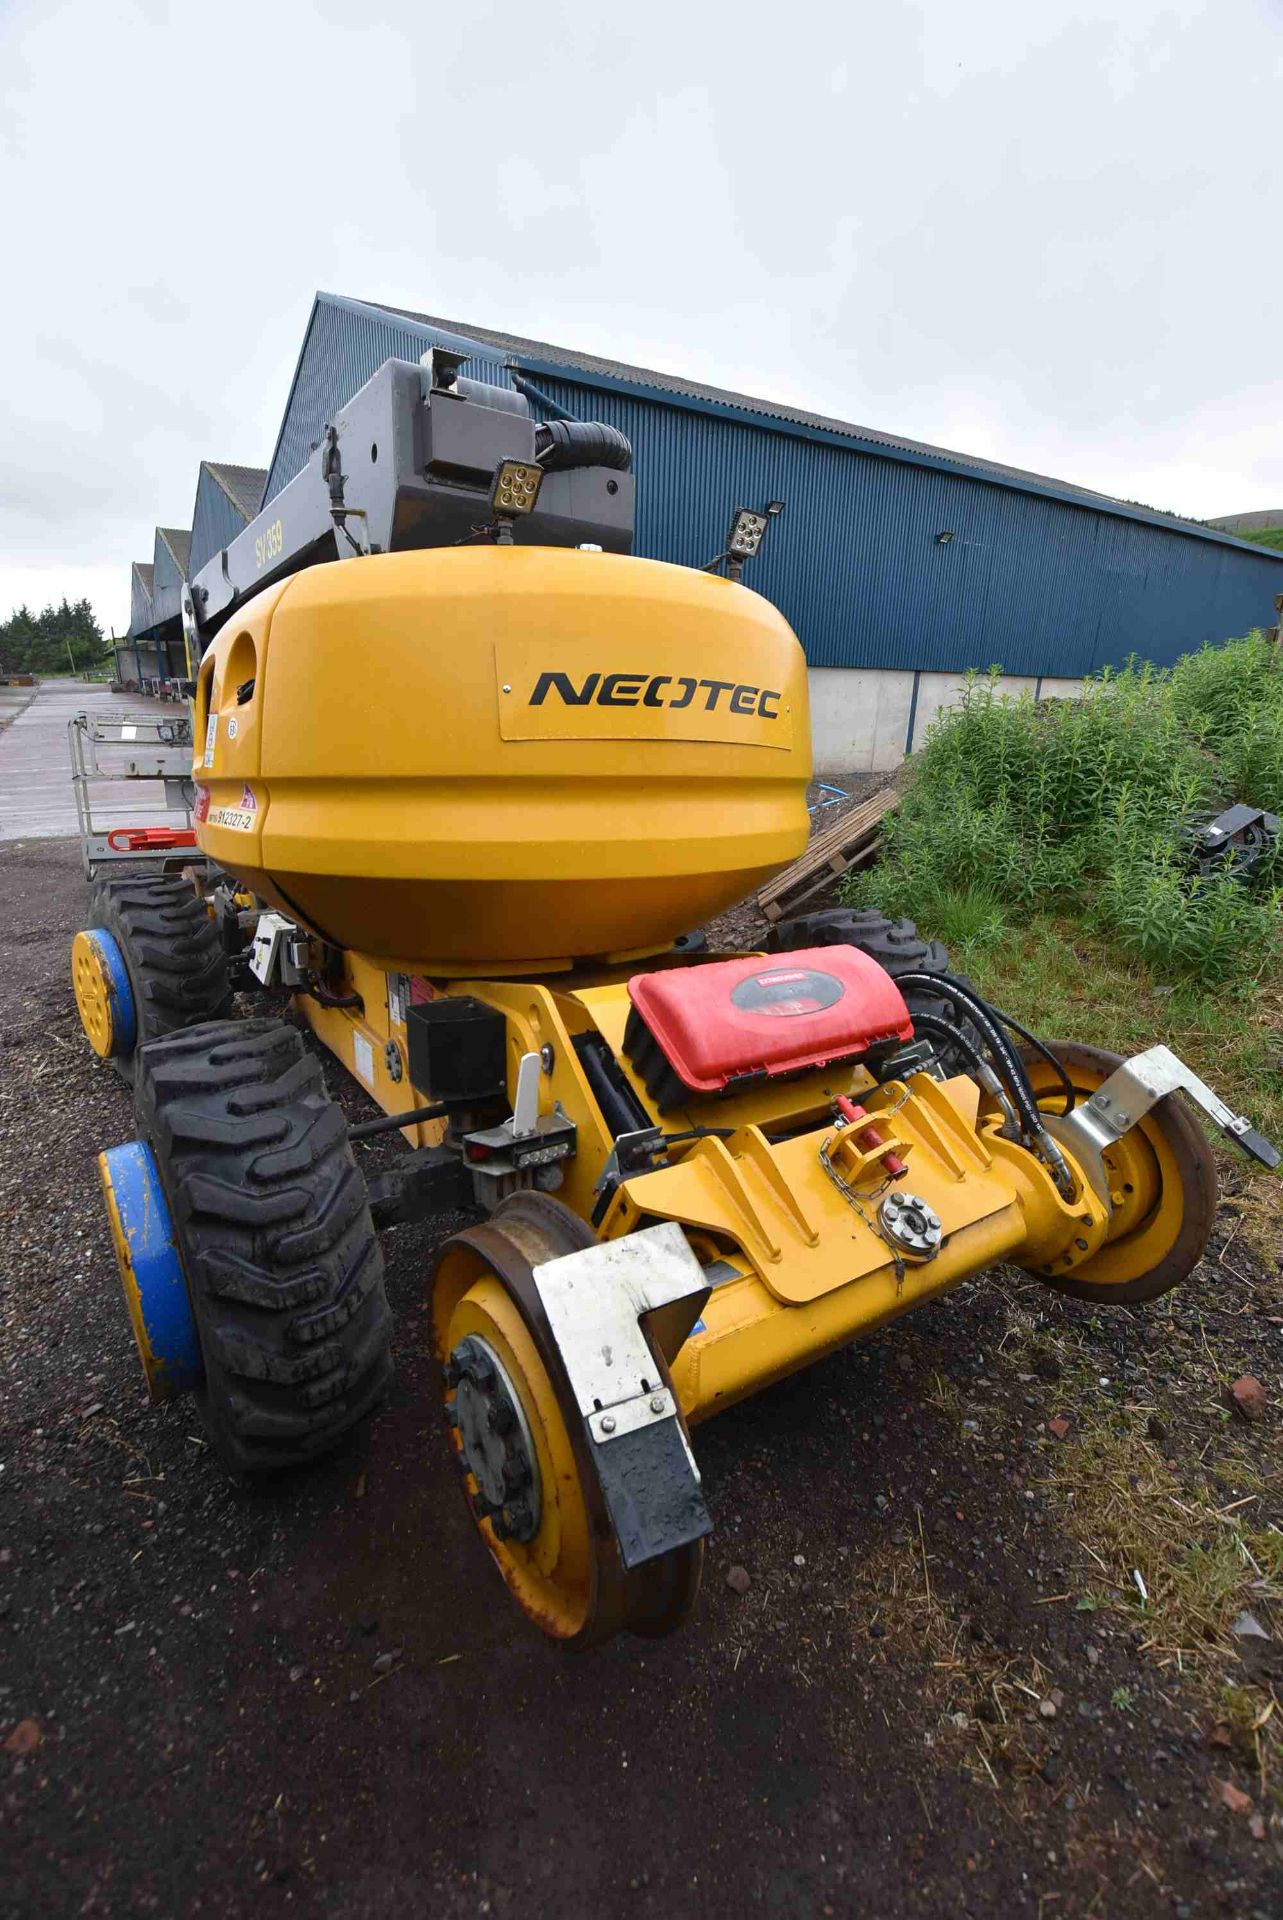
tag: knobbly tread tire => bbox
[133,1018,392,1472]
[88,874,232,1077]
[766,907,982,1072]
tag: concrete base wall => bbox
[807,667,1084,775]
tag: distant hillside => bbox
[1234,524,1283,554]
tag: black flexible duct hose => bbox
[534,419,632,473]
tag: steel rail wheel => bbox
[1025,1041,1217,1303]
[431,1192,703,1648]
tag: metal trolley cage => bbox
[68,707,205,880]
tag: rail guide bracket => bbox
[1050,1043,1280,1201]
[533,1223,712,1569]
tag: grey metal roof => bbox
[156,527,191,570]
[203,462,266,521]
[131,562,154,595]
[369,298,1144,514]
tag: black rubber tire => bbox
[134,1018,392,1473]
[88,874,232,1079]
[766,907,981,1073]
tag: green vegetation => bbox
[841,634,1283,1177]
[843,635,1283,983]
[0,597,110,676]
[1232,524,1283,554]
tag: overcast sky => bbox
[3,0,1281,635]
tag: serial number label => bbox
[206,806,256,832]
[255,519,284,571]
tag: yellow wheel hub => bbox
[431,1194,704,1648]
[71,928,134,1059]
[444,1268,594,1641]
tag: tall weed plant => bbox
[842,638,1283,982]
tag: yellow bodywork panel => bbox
[192,546,810,974]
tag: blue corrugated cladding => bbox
[152,534,184,626]
[128,567,153,638]
[190,469,252,579]
[264,297,511,506]
[504,371,1283,675]
[267,297,1283,675]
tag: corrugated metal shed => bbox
[190,461,267,578]
[128,561,154,638]
[152,527,191,627]
[497,365,1282,677]
[264,296,509,505]
[210,292,1283,678]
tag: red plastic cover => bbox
[627,946,914,1094]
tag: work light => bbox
[727,507,768,558]
[491,461,543,516]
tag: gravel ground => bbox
[3,836,1283,1918]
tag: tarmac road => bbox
[2,705,1280,1916]
[0,678,176,844]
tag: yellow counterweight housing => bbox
[193,546,812,974]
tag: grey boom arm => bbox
[186,352,635,648]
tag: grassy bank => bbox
[841,634,1283,1240]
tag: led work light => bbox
[728,507,768,558]
[703,498,785,579]
[491,461,543,516]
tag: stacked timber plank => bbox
[756,787,899,923]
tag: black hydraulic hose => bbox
[893,971,1045,1143]
[663,1127,735,1143]
[900,1011,992,1086]
[534,418,633,473]
[924,975,1042,1116]
[302,972,363,1012]
[985,1004,1076,1114]
[349,1101,449,1142]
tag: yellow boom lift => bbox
[73,352,1279,1645]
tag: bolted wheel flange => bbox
[447,1333,542,1543]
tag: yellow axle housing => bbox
[297,949,1120,1435]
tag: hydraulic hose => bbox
[906,1011,1023,1139]
[348,1101,449,1143]
[302,973,363,1012]
[894,972,1045,1139]
[985,1003,1076,1114]
[896,971,1077,1193]
[902,1011,994,1087]
[534,419,632,473]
